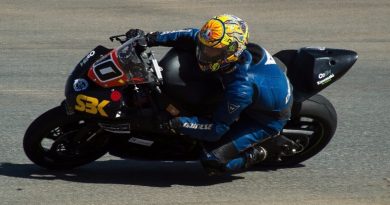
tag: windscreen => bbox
[116,39,153,84]
[88,38,154,88]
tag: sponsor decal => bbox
[318,70,333,80]
[74,94,110,117]
[264,49,276,65]
[160,29,192,35]
[317,73,335,85]
[182,123,212,130]
[80,50,95,67]
[228,102,240,113]
[73,78,89,92]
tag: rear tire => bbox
[23,106,109,170]
[262,94,337,166]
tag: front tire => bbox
[23,106,109,170]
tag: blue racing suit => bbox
[148,28,293,172]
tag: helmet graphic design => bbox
[197,14,249,72]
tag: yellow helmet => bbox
[197,14,249,72]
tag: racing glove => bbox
[125,28,149,52]
[125,28,145,39]
[129,115,177,135]
[125,28,159,47]
[168,117,181,132]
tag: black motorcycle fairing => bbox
[159,48,224,114]
[65,45,111,98]
[274,47,358,102]
[158,46,359,108]
[65,45,111,88]
[64,46,132,119]
[108,133,201,161]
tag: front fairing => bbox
[64,45,131,120]
[65,45,110,97]
[86,38,154,89]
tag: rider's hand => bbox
[126,29,159,47]
[125,29,145,39]
[168,117,181,130]
[156,116,179,134]
[126,29,148,52]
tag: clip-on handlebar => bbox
[109,34,127,44]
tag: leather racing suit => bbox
[147,28,293,173]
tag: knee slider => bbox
[200,153,226,176]
[200,142,240,175]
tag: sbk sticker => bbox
[74,94,110,117]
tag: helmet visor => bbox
[196,43,229,64]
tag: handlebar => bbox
[109,34,127,44]
[109,34,147,48]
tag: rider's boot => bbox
[207,145,267,175]
[243,145,268,168]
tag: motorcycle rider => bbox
[127,14,293,175]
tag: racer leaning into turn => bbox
[127,14,293,175]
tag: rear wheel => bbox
[262,94,337,166]
[23,106,109,170]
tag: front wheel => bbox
[262,94,337,166]
[23,106,110,170]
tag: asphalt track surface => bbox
[1,0,389,204]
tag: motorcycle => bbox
[23,34,358,170]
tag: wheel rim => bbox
[281,116,326,158]
[38,119,105,162]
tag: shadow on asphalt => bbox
[0,160,304,187]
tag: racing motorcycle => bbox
[23,34,358,171]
